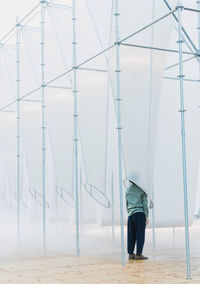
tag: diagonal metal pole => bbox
[163,0,198,53]
[41,0,47,251]
[177,2,191,280]
[115,0,125,266]
[72,0,80,257]
[16,17,21,244]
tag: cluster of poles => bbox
[1,0,200,280]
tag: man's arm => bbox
[142,193,149,221]
[125,192,128,212]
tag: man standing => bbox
[125,177,149,260]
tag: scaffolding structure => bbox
[0,0,200,280]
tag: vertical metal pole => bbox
[197,1,200,50]
[147,0,156,252]
[111,172,115,244]
[41,0,46,251]
[16,17,21,244]
[72,0,80,257]
[197,0,200,79]
[173,227,176,245]
[177,2,191,280]
[80,164,82,227]
[114,0,125,266]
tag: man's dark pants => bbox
[127,212,146,255]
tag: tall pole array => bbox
[41,0,47,251]
[114,0,125,266]
[177,2,191,279]
[72,0,80,257]
[16,17,21,244]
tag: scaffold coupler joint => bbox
[114,41,120,46]
[175,5,184,11]
[179,109,186,112]
[177,74,185,78]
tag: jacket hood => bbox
[125,173,154,209]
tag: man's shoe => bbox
[128,253,135,260]
[135,254,148,260]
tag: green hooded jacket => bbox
[125,182,149,219]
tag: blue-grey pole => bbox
[197,0,200,79]
[16,17,21,244]
[197,1,200,51]
[114,0,125,266]
[41,0,47,251]
[111,172,115,244]
[80,164,82,227]
[72,0,80,257]
[177,2,191,279]
[149,0,156,252]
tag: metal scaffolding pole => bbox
[41,0,47,251]
[177,2,191,280]
[111,172,115,244]
[72,0,80,257]
[148,0,156,252]
[197,0,200,79]
[16,17,21,244]
[115,0,125,266]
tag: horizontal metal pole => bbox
[121,43,196,55]
[165,56,195,71]
[163,76,200,82]
[47,3,72,10]
[0,43,16,49]
[184,7,200,13]
[119,9,176,44]
[22,25,41,31]
[0,110,16,113]
[21,99,42,103]
[45,85,71,89]
[78,67,108,72]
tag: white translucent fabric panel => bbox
[100,91,123,225]
[0,46,16,105]
[76,0,113,64]
[20,99,51,220]
[20,27,41,95]
[45,6,72,84]
[107,17,173,203]
[45,89,74,223]
[119,0,171,44]
[154,79,200,227]
[0,113,22,206]
[78,70,110,224]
